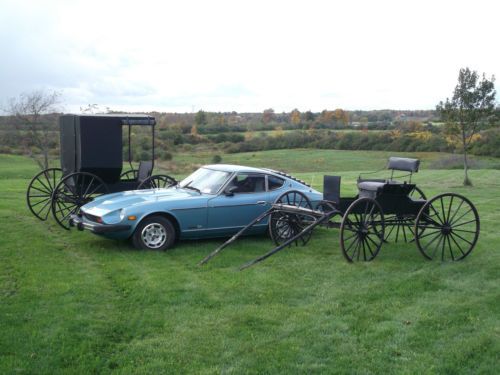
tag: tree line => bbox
[1,68,498,185]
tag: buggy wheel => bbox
[269,190,314,246]
[415,193,479,261]
[410,186,426,200]
[51,172,109,230]
[340,197,384,262]
[138,174,177,189]
[27,168,63,221]
[120,169,138,180]
[132,215,176,251]
[383,186,426,243]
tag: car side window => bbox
[228,174,266,193]
[268,175,285,191]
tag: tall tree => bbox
[195,110,207,126]
[262,108,275,124]
[437,68,496,185]
[7,90,62,170]
[290,109,301,125]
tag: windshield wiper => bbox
[182,181,202,194]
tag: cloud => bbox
[0,0,498,113]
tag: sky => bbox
[0,0,498,113]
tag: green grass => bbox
[159,149,500,175]
[1,153,499,374]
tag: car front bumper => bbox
[69,214,131,234]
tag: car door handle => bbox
[257,201,267,206]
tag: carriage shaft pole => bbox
[239,212,335,270]
[198,209,273,265]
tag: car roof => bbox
[202,164,311,187]
[203,164,271,174]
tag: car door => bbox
[206,173,269,236]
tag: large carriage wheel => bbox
[340,197,385,262]
[138,174,177,189]
[415,193,479,261]
[269,190,314,246]
[120,169,139,180]
[51,172,109,230]
[384,186,426,243]
[26,168,63,221]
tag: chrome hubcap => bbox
[141,223,167,249]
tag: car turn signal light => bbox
[127,215,137,221]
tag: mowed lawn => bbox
[0,152,499,374]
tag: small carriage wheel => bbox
[383,186,426,243]
[51,172,109,230]
[340,197,385,262]
[138,175,177,190]
[415,193,479,261]
[120,169,139,180]
[26,168,63,221]
[269,190,314,247]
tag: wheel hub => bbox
[441,224,452,235]
[142,223,167,249]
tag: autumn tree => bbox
[6,90,62,170]
[437,68,496,185]
[262,108,275,124]
[290,109,301,125]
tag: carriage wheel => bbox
[120,169,138,180]
[269,190,314,246]
[138,174,177,189]
[26,168,63,221]
[383,186,426,242]
[415,193,479,261]
[51,172,109,230]
[340,197,385,262]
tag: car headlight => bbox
[102,209,124,224]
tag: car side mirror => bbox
[224,186,238,196]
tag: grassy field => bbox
[159,149,500,175]
[1,152,499,374]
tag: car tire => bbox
[132,215,176,251]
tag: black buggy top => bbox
[27,114,176,230]
[59,114,156,183]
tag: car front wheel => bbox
[132,215,176,251]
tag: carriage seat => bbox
[357,181,385,192]
[357,157,420,198]
[137,161,153,182]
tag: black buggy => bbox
[201,157,480,269]
[26,114,176,229]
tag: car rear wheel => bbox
[132,215,176,251]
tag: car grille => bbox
[84,213,101,223]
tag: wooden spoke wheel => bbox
[51,172,109,230]
[26,168,63,221]
[138,175,177,189]
[120,169,139,180]
[269,190,314,247]
[383,186,426,243]
[415,193,479,261]
[340,197,385,262]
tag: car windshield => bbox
[179,167,231,194]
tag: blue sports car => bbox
[70,164,322,250]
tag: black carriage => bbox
[201,157,480,269]
[26,114,176,229]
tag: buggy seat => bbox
[357,157,420,198]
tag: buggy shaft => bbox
[198,209,273,265]
[239,212,335,271]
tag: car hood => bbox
[82,188,207,216]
